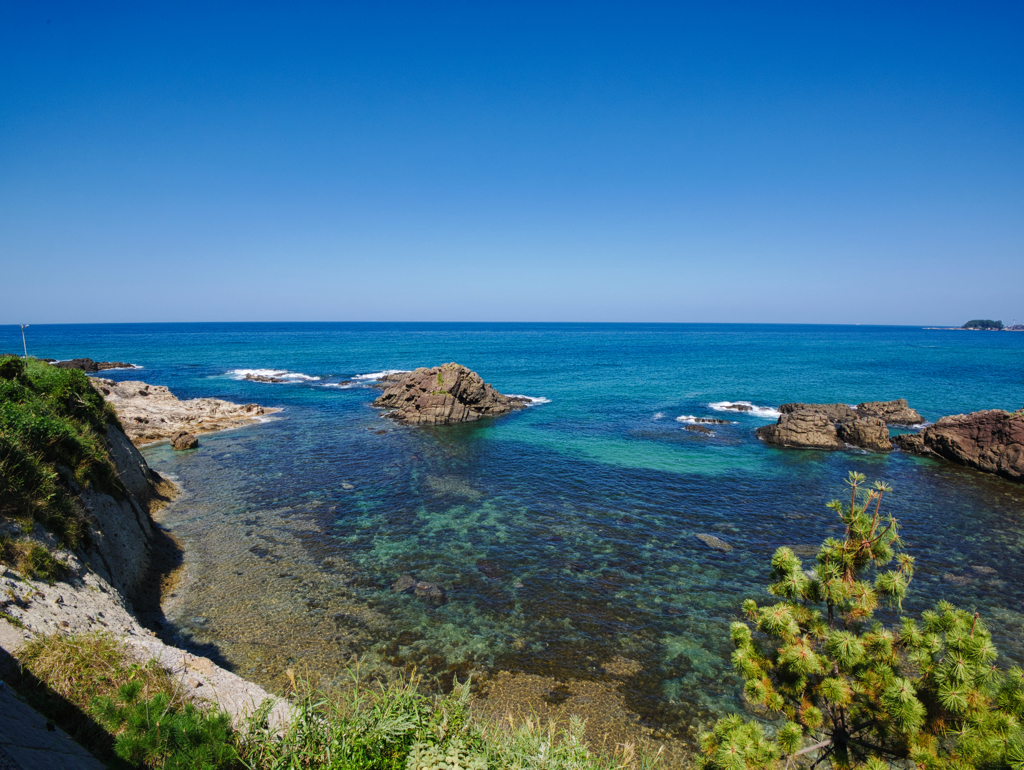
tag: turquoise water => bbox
[13,323,1024,742]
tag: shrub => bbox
[698,472,1024,770]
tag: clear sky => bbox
[2,2,1022,325]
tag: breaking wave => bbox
[708,401,780,419]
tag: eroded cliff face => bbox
[0,421,289,728]
[1,423,170,651]
[72,426,174,602]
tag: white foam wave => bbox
[507,395,551,406]
[351,369,409,381]
[322,382,357,389]
[229,368,321,382]
[675,415,698,424]
[709,401,781,420]
[653,412,665,420]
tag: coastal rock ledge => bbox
[91,378,279,446]
[893,409,1024,483]
[372,363,528,425]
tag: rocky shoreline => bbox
[90,378,280,446]
[0,376,291,752]
[752,396,1023,483]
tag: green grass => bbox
[0,355,124,577]
[9,633,663,770]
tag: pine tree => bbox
[698,472,1024,770]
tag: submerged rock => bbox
[372,363,528,425]
[694,533,733,552]
[893,408,1024,482]
[684,425,713,435]
[243,374,286,383]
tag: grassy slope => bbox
[0,355,125,579]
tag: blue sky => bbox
[2,2,1022,324]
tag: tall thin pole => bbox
[20,324,29,358]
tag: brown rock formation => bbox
[892,409,1024,482]
[756,409,846,450]
[759,402,903,452]
[835,416,893,453]
[170,431,199,450]
[371,363,528,425]
[855,399,924,426]
[91,379,279,446]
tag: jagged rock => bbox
[756,410,844,450]
[243,374,286,383]
[53,357,136,372]
[779,403,858,422]
[722,404,752,412]
[855,399,924,426]
[762,403,897,452]
[684,425,713,435]
[371,363,528,425]
[91,378,278,446]
[835,416,893,452]
[694,533,733,552]
[893,409,1024,482]
[170,431,199,450]
[694,418,730,424]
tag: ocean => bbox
[13,322,1024,746]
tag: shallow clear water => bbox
[14,323,1024,744]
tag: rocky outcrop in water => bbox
[893,409,1024,482]
[758,401,920,453]
[170,431,199,450]
[372,363,528,425]
[53,357,137,372]
[91,379,278,446]
[855,399,924,426]
[757,408,846,450]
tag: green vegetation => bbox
[698,473,1024,770]
[963,320,1004,330]
[12,632,187,760]
[93,682,239,770]
[0,354,124,577]
[12,632,660,770]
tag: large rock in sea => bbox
[758,401,907,452]
[756,409,845,450]
[372,363,528,425]
[893,409,1024,482]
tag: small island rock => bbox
[372,363,528,425]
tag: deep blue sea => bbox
[11,323,1024,744]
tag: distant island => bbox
[963,319,1004,330]
[923,321,1024,331]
